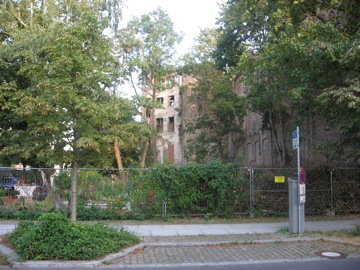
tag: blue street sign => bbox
[292,130,298,150]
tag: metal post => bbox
[162,200,167,217]
[249,167,254,218]
[330,169,334,214]
[289,177,304,234]
[296,127,301,234]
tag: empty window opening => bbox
[157,97,164,104]
[168,117,175,132]
[156,118,163,133]
[169,95,175,106]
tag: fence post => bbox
[249,167,254,217]
[330,169,334,215]
[162,200,167,217]
[162,179,167,217]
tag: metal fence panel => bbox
[0,166,358,217]
[332,168,360,214]
[251,168,295,216]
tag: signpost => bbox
[291,127,305,234]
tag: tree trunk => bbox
[152,137,157,163]
[40,170,49,188]
[140,76,157,165]
[269,109,286,166]
[114,139,123,171]
[70,160,78,222]
[70,128,80,222]
[140,140,149,168]
[278,115,288,167]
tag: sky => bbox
[121,0,223,57]
[119,0,223,97]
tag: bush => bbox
[6,212,140,260]
[137,161,238,217]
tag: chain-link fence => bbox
[0,166,359,218]
[248,167,357,216]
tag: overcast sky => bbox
[121,0,223,56]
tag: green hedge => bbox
[137,161,238,217]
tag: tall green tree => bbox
[318,30,360,164]
[215,0,360,165]
[0,0,126,220]
[104,97,152,170]
[117,8,182,166]
[181,28,246,163]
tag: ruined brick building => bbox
[232,78,340,167]
[142,75,185,164]
[144,75,342,167]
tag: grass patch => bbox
[322,226,360,238]
[277,227,289,234]
[0,254,9,265]
[307,226,360,239]
[5,211,140,261]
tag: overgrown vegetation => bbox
[54,170,130,205]
[180,28,246,163]
[0,162,248,219]
[0,206,150,221]
[136,161,243,217]
[0,164,358,220]
[214,0,360,166]
[6,212,140,260]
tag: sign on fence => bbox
[274,176,285,183]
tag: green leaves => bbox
[115,7,183,164]
[140,161,237,217]
[214,0,360,165]
[181,28,246,163]
[7,212,140,260]
[0,0,132,167]
[117,7,182,92]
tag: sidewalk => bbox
[2,219,360,237]
[121,219,360,236]
[1,218,360,269]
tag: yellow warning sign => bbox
[275,176,285,183]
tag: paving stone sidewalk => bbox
[105,234,360,268]
[108,240,360,267]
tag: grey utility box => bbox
[288,177,305,234]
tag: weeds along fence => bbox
[249,167,359,216]
[0,165,359,218]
